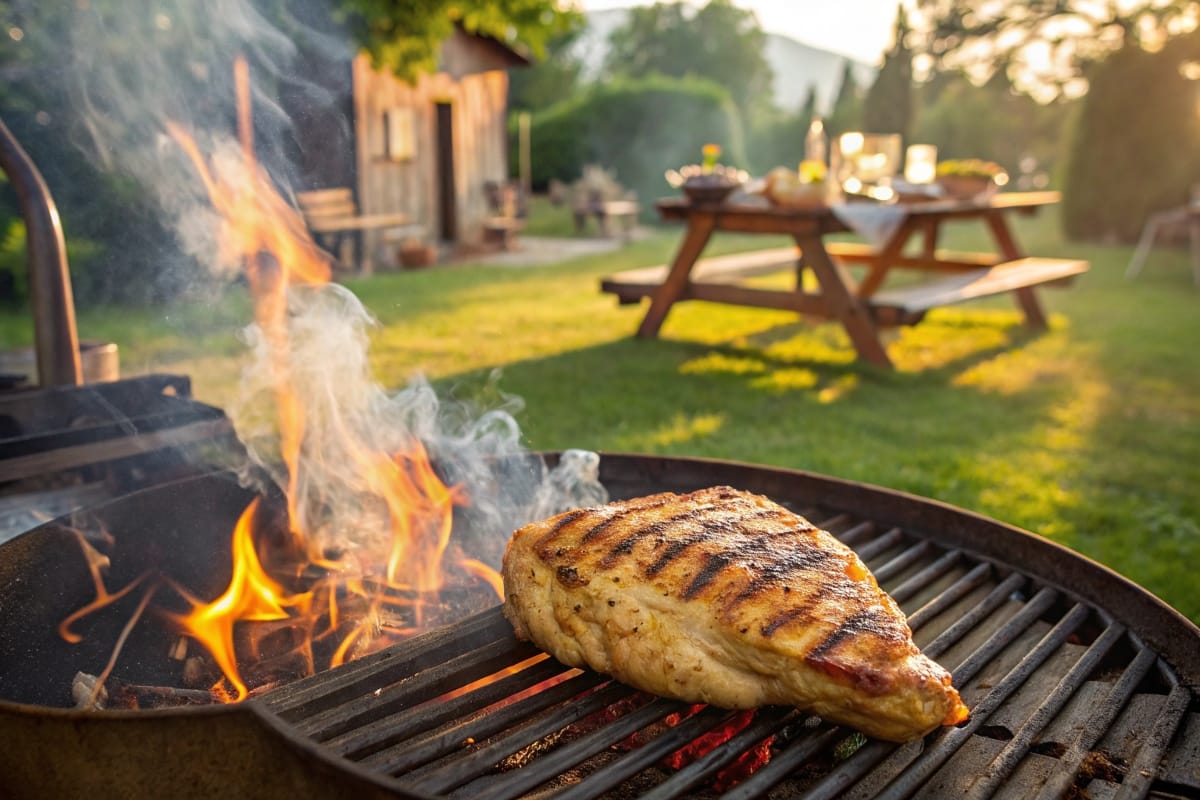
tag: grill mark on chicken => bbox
[533,508,592,557]
[810,609,899,657]
[761,605,814,637]
[579,502,768,571]
[639,507,786,576]
[682,553,731,598]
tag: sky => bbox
[575,0,913,65]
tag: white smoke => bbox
[32,0,607,571]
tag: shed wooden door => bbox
[436,102,456,242]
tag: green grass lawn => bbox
[3,203,1198,623]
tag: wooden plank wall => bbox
[353,46,511,264]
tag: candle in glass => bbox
[904,144,938,184]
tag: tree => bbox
[601,0,773,120]
[1061,29,1200,242]
[910,71,1072,179]
[508,28,585,112]
[911,0,1200,99]
[825,60,864,138]
[336,0,580,82]
[863,4,914,141]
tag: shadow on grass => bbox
[432,306,1068,463]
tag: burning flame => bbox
[61,55,505,703]
[169,499,309,700]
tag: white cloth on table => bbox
[830,203,907,250]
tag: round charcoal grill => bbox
[0,453,1197,800]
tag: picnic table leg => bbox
[856,219,918,298]
[984,211,1048,328]
[796,233,893,367]
[636,214,716,338]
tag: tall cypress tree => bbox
[863,4,914,141]
[826,60,863,137]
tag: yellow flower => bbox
[798,160,827,184]
[701,143,722,172]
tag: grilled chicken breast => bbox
[502,486,968,742]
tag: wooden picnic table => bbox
[601,190,1087,368]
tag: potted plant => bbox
[935,159,1009,199]
[664,144,747,206]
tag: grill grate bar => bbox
[813,513,853,535]
[871,540,935,584]
[1031,645,1158,799]
[460,697,689,800]
[549,705,738,800]
[1111,682,1192,800]
[297,636,542,741]
[834,520,878,548]
[396,681,637,793]
[632,706,800,800]
[906,561,992,631]
[962,621,1127,798]
[850,526,904,561]
[330,655,565,758]
[363,670,610,775]
[715,725,847,800]
[873,602,1092,800]
[264,606,513,719]
[924,572,1031,661]
[887,549,963,604]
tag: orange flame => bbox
[171,499,307,700]
[61,56,499,704]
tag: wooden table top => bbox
[655,190,1061,221]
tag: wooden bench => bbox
[868,257,1089,327]
[825,241,1001,271]
[297,188,412,272]
[601,246,801,304]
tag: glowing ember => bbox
[663,707,773,790]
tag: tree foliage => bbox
[336,0,580,82]
[1061,29,1200,242]
[825,60,864,138]
[912,0,1200,98]
[863,5,914,141]
[602,0,773,119]
[508,28,585,112]
[910,71,1072,179]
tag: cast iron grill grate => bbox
[260,483,1200,800]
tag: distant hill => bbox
[571,8,876,114]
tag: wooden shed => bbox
[285,25,528,268]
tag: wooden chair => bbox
[297,188,413,273]
[1126,194,1200,288]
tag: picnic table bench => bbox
[600,192,1088,368]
